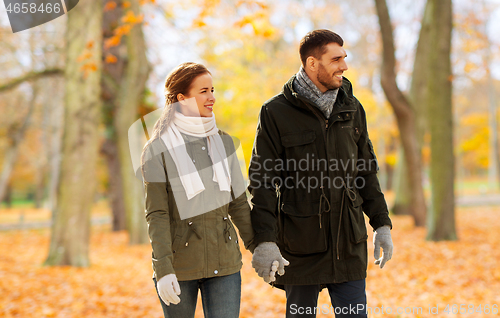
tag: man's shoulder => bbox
[262,93,293,113]
[263,92,287,106]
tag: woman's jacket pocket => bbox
[280,200,329,255]
[347,194,367,244]
[171,226,199,272]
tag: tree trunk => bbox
[34,172,45,209]
[0,86,37,203]
[425,0,456,241]
[390,0,432,217]
[3,182,13,208]
[100,139,126,231]
[101,0,150,243]
[409,0,432,148]
[101,0,127,232]
[485,32,499,190]
[374,0,427,226]
[44,0,103,266]
[392,149,411,215]
[46,77,65,212]
[118,0,151,244]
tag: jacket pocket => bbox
[280,130,320,193]
[280,200,328,255]
[171,227,199,272]
[347,194,367,244]
[281,130,316,147]
[280,130,317,168]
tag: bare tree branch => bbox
[0,68,63,92]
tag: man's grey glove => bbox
[252,242,289,283]
[373,225,393,269]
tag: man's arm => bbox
[248,105,284,245]
[356,103,392,231]
[248,104,289,282]
[355,103,394,268]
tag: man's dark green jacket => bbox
[248,75,392,286]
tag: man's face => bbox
[315,42,348,91]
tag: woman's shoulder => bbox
[217,130,237,152]
[218,129,229,136]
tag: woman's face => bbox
[178,73,215,117]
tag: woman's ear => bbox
[177,93,186,105]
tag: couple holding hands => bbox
[141,29,393,318]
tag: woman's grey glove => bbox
[373,225,393,269]
[252,242,289,283]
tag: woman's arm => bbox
[143,145,175,280]
[228,191,256,253]
[219,132,256,253]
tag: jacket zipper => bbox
[301,99,350,260]
[301,101,327,142]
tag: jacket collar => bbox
[282,74,357,116]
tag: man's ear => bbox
[306,56,317,72]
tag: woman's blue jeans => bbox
[153,271,241,318]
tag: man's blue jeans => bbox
[153,271,241,318]
[285,279,368,318]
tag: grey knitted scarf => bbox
[292,66,339,118]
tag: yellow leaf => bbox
[192,19,207,28]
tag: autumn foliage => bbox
[0,205,498,317]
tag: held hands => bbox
[373,225,393,269]
[157,273,181,306]
[252,242,290,283]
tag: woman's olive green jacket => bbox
[142,130,255,281]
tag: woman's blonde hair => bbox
[140,62,211,182]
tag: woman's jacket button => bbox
[188,221,193,225]
[185,242,189,247]
[223,217,228,221]
[214,270,218,274]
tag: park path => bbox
[1,194,499,231]
[0,216,110,231]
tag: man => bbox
[248,29,394,318]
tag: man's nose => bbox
[340,59,348,71]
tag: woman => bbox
[140,62,256,318]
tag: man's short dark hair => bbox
[299,29,344,66]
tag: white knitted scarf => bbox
[160,112,231,200]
